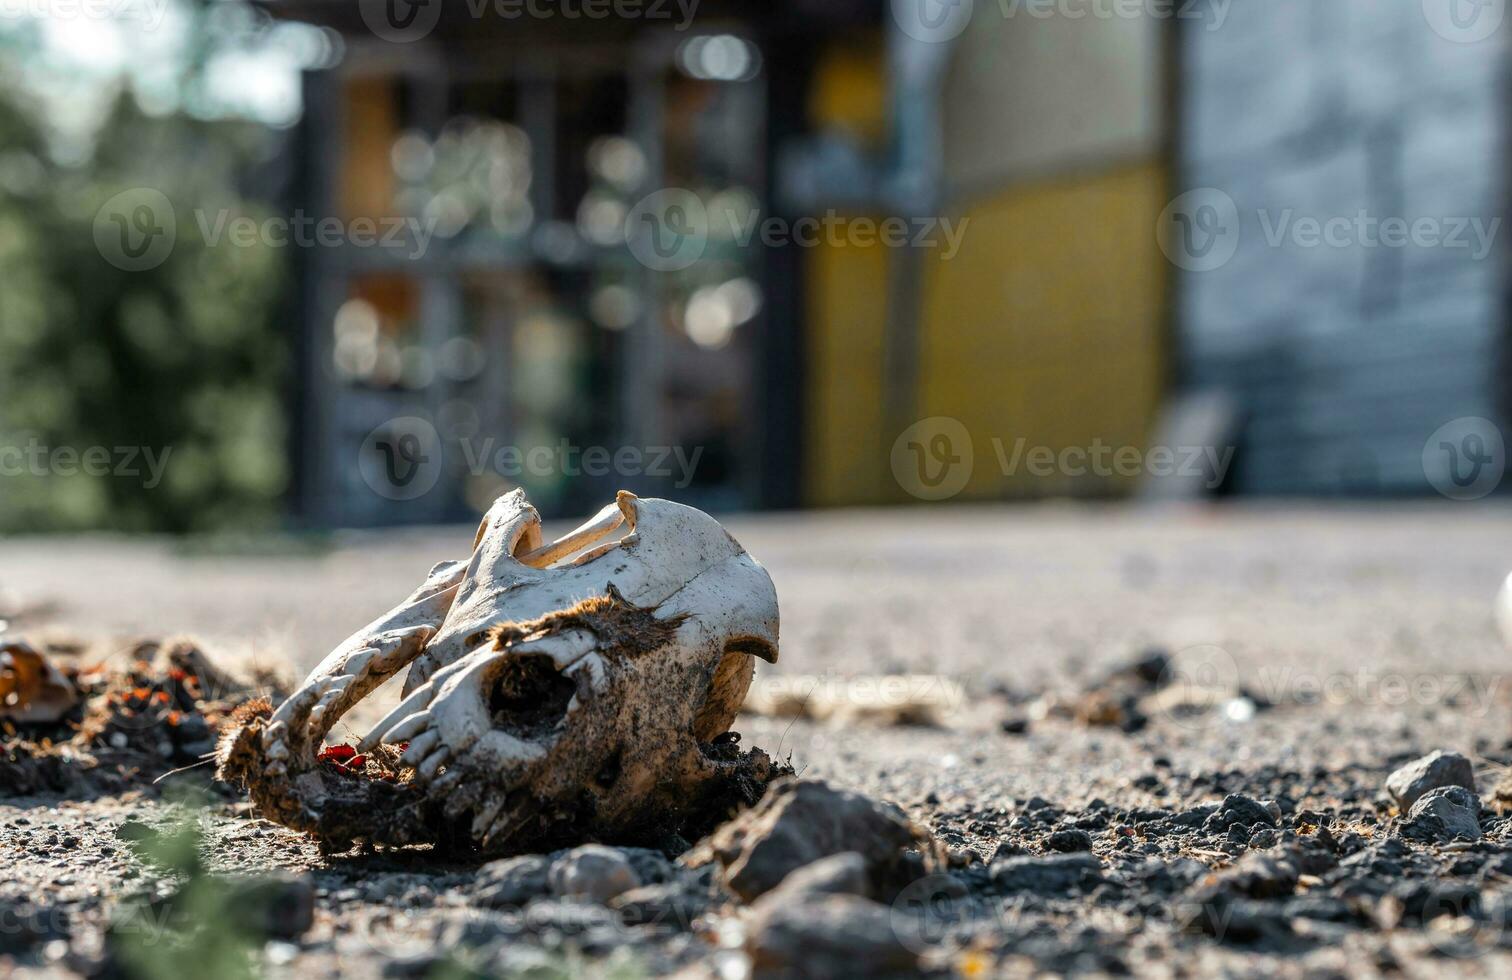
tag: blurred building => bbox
[262,0,1170,524]
[263,0,1503,525]
[1180,1,1506,494]
[265,0,796,525]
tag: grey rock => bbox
[747,893,919,979]
[473,854,551,909]
[990,853,1103,893]
[1043,829,1094,853]
[1185,840,1339,926]
[360,874,423,904]
[225,873,315,941]
[1128,857,1207,893]
[1195,850,1300,901]
[548,845,641,904]
[1180,894,1294,944]
[610,882,708,931]
[1170,804,1219,828]
[0,899,66,956]
[1404,786,1482,842]
[1281,895,1356,924]
[1204,794,1280,832]
[681,778,941,904]
[1387,751,1476,811]
[1380,880,1481,927]
[517,898,624,941]
[618,847,675,886]
[766,852,872,901]
[435,908,520,949]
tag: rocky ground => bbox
[4,502,1512,978]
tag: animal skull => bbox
[218,490,782,854]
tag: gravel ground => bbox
[4,501,1512,977]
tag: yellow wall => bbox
[801,162,1167,506]
[800,41,894,507]
[803,240,892,507]
[798,21,1170,506]
[918,162,1168,499]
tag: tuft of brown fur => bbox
[485,582,688,660]
[213,696,271,784]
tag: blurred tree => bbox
[0,7,290,533]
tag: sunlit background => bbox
[0,0,1505,534]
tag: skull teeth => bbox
[432,768,465,792]
[381,711,433,747]
[307,687,344,728]
[443,791,472,821]
[270,685,321,729]
[359,683,436,751]
[471,795,507,837]
[401,729,441,766]
[415,748,449,781]
[434,770,469,810]
[340,649,376,678]
[481,807,515,848]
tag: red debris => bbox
[317,744,366,771]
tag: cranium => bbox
[218,490,783,854]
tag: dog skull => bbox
[219,490,782,854]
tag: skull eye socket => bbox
[488,654,575,740]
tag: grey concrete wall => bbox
[1178,0,1507,494]
[943,0,1165,193]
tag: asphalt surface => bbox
[6,501,1512,977]
[9,500,1512,800]
[10,501,1510,682]
[8,501,1512,792]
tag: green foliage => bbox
[110,813,264,980]
[0,59,288,533]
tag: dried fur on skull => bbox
[218,491,786,855]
